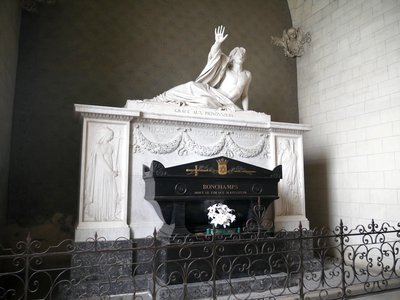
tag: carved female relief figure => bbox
[279,139,301,215]
[84,127,122,221]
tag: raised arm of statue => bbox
[208,25,228,60]
[215,25,228,43]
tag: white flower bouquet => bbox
[207,203,236,228]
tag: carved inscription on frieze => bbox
[173,107,234,118]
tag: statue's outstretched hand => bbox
[214,25,228,43]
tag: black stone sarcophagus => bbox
[143,156,282,234]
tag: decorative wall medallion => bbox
[252,183,263,194]
[174,183,187,195]
[271,27,311,58]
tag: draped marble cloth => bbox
[149,47,242,111]
[84,142,120,221]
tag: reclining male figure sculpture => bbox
[129,26,252,111]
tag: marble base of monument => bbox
[159,238,283,285]
[156,272,290,300]
[75,223,130,242]
[104,272,292,300]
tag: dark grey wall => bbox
[8,0,297,229]
[0,0,20,229]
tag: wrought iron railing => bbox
[1,219,399,299]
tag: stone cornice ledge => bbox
[74,104,311,134]
[270,121,311,134]
[75,103,272,129]
[125,101,271,128]
[75,104,139,121]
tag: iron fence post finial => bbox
[371,219,376,233]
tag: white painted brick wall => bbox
[288,0,400,229]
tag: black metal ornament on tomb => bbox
[142,156,282,235]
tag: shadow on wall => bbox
[1,212,75,249]
[304,158,330,229]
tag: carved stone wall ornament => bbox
[180,129,227,157]
[75,114,131,242]
[131,125,270,158]
[131,125,184,155]
[277,138,302,216]
[84,126,123,222]
[271,27,311,58]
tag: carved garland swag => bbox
[131,125,270,158]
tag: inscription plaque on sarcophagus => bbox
[143,156,282,234]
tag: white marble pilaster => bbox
[74,105,137,241]
[270,122,311,231]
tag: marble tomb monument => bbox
[74,26,311,241]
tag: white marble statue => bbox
[131,26,252,111]
[84,127,122,221]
